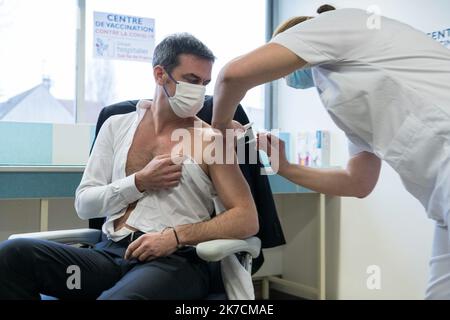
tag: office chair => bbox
[9,96,285,299]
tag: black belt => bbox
[122,231,146,244]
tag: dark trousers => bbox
[0,235,224,300]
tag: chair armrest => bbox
[196,237,261,262]
[8,228,102,246]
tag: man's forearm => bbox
[175,207,259,246]
[280,164,364,198]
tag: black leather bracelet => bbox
[172,228,184,249]
[162,227,183,249]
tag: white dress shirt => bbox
[75,100,254,299]
[75,100,217,240]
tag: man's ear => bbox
[153,65,167,86]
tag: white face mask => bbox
[163,72,206,118]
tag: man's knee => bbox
[0,238,40,269]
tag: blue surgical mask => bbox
[285,68,315,89]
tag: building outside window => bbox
[0,0,77,124]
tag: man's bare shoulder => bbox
[190,118,222,139]
[174,118,224,168]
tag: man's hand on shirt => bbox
[124,229,178,261]
[135,154,183,192]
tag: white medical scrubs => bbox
[271,8,450,298]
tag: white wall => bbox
[275,0,450,299]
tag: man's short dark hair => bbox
[152,33,216,74]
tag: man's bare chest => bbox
[125,132,177,176]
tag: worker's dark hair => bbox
[152,33,215,74]
[317,4,336,14]
[272,4,336,38]
[272,16,314,37]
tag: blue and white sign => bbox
[428,27,450,49]
[94,11,155,62]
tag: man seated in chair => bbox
[0,33,258,300]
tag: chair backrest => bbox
[88,96,285,273]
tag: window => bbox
[0,0,267,128]
[0,0,77,123]
[83,0,267,127]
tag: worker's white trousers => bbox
[426,223,450,299]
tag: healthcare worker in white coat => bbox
[212,5,450,298]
